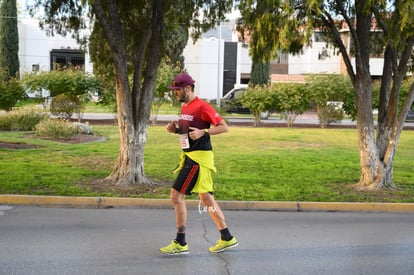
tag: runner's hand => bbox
[189,127,205,140]
[167,121,177,133]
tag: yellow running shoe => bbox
[160,240,189,255]
[209,237,238,253]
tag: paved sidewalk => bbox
[1,194,413,213]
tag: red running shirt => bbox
[178,97,222,151]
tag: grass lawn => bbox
[0,125,413,202]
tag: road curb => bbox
[1,195,414,213]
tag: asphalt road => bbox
[1,205,413,275]
[75,112,414,129]
[77,112,353,126]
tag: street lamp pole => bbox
[216,22,222,107]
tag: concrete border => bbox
[1,195,414,213]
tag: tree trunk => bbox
[97,1,164,186]
[100,74,151,185]
[378,82,414,189]
[354,78,386,190]
[353,32,384,190]
[351,4,384,190]
[107,118,152,186]
[253,111,261,127]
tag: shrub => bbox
[50,94,83,120]
[272,83,310,127]
[35,118,78,139]
[0,108,48,131]
[317,103,345,128]
[305,74,352,127]
[239,85,277,126]
[0,69,27,111]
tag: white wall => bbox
[182,38,256,100]
[238,43,252,76]
[18,18,92,76]
[288,42,341,74]
[183,38,223,100]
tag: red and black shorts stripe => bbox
[173,156,199,195]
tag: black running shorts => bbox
[173,156,199,195]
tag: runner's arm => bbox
[207,119,228,135]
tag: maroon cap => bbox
[168,73,195,90]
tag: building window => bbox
[32,64,39,72]
[50,49,85,71]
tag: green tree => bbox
[163,25,188,70]
[29,0,233,185]
[237,0,307,86]
[309,1,414,190]
[88,10,187,122]
[238,1,414,190]
[0,0,19,78]
[250,60,270,86]
[23,69,99,119]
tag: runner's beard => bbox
[179,92,187,103]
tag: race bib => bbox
[179,134,190,149]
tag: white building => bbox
[18,18,92,76]
[17,0,92,78]
[16,3,384,101]
[183,27,385,101]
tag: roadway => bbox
[75,112,354,126]
[1,205,413,275]
[75,112,414,129]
